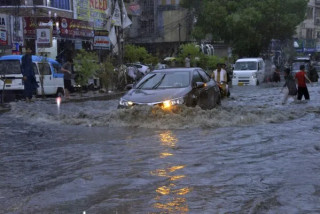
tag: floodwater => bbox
[1,83,320,214]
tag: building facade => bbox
[0,0,193,62]
[295,0,320,54]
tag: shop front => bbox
[23,17,94,63]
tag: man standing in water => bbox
[61,58,73,99]
[295,64,312,101]
[21,48,38,102]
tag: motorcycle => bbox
[217,81,230,98]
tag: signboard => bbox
[11,16,24,46]
[0,14,8,45]
[59,17,94,38]
[24,17,94,39]
[36,28,52,48]
[77,0,108,30]
[94,30,110,49]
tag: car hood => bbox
[122,87,190,104]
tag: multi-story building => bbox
[0,0,106,62]
[0,0,193,62]
[125,0,193,58]
[295,0,320,54]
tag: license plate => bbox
[4,79,12,84]
[238,82,244,86]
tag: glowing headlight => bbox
[251,73,257,78]
[119,98,134,107]
[162,97,184,109]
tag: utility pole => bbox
[178,23,181,47]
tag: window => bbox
[33,0,44,5]
[192,71,203,84]
[50,0,70,10]
[0,0,20,6]
[38,63,52,75]
[198,69,210,82]
[0,60,21,75]
[307,7,313,19]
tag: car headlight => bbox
[119,98,134,107]
[162,97,184,109]
[233,73,236,78]
[251,73,257,78]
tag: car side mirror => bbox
[193,82,205,89]
[125,84,133,90]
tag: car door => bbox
[37,62,54,95]
[198,69,218,109]
[191,70,210,108]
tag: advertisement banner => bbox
[59,17,94,38]
[11,16,24,46]
[36,28,52,48]
[24,17,94,39]
[94,30,110,49]
[0,14,8,46]
[77,0,108,30]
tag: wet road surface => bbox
[1,83,320,213]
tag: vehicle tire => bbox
[216,93,221,105]
[256,80,259,86]
[56,88,64,97]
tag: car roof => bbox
[0,55,58,63]
[152,67,201,73]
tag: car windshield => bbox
[0,60,21,75]
[136,71,190,89]
[292,62,309,71]
[234,61,257,70]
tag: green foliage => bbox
[177,43,224,69]
[182,0,308,57]
[97,61,116,90]
[74,50,100,87]
[124,44,158,64]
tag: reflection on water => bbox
[151,130,191,213]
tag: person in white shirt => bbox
[185,54,191,68]
[212,63,228,97]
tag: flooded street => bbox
[1,83,320,213]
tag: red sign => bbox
[59,18,94,38]
[23,17,94,39]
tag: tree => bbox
[181,0,308,57]
[74,50,100,92]
[124,44,159,65]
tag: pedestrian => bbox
[273,66,281,82]
[309,63,319,82]
[212,63,228,97]
[280,68,297,104]
[21,48,38,102]
[295,64,312,101]
[185,54,191,68]
[61,58,73,99]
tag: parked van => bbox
[232,58,265,86]
[0,55,65,99]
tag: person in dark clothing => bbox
[308,64,319,82]
[61,58,73,99]
[295,64,312,101]
[21,48,38,102]
[281,68,297,104]
[273,66,281,82]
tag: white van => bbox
[0,55,65,99]
[232,58,265,86]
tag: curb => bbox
[62,91,126,103]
